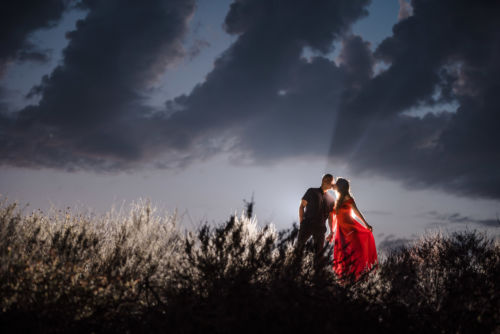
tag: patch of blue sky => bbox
[143,0,237,109]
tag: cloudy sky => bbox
[1,0,499,250]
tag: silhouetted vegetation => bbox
[0,199,498,333]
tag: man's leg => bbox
[296,224,312,252]
[312,227,327,267]
[293,224,313,268]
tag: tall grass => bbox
[0,199,498,333]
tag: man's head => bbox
[321,173,334,190]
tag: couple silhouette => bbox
[297,174,378,279]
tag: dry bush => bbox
[358,230,500,333]
[0,198,182,332]
[0,198,498,333]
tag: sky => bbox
[1,0,499,251]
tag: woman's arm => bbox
[351,201,373,231]
[326,210,336,242]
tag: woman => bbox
[326,177,378,280]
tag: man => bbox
[297,174,335,256]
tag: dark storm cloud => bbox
[0,85,9,115]
[1,0,371,170]
[0,0,71,77]
[423,211,500,228]
[1,0,499,202]
[329,0,500,199]
[378,234,414,253]
[234,34,374,163]
[1,0,196,171]
[164,0,371,161]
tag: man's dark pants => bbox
[296,219,326,256]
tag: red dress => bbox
[329,198,378,279]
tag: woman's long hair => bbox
[334,177,353,211]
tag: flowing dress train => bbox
[329,198,378,279]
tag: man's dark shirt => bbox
[301,187,335,228]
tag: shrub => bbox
[0,199,498,333]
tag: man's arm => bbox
[299,199,307,223]
[326,210,336,242]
